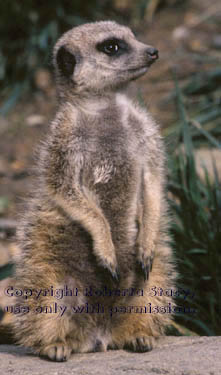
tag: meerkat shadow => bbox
[0,344,35,358]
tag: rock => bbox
[0,337,220,374]
[0,241,18,319]
[195,148,221,183]
[0,243,10,266]
[113,0,131,10]
[0,116,9,135]
[34,69,52,92]
[172,26,190,41]
[212,35,221,49]
[176,146,221,183]
[26,114,46,127]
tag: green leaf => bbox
[0,263,14,281]
[187,248,207,254]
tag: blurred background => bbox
[0,0,220,339]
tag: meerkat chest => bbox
[79,95,149,153]
[66,107,140,189]
[74,104,136,158]
[115,93,153,150]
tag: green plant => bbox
[167,75,221,335]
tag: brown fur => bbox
[13,21,176,361]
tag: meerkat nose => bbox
[146,47,159,60]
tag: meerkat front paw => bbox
[94,242,119,281]
[136,242,154,281]
[39,343,72,362]
[99,256,120,281]
[124,336,156,353]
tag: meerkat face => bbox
[53,21,158,95]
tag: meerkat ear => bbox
[56,46,76,78]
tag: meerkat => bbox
[12,21,176,361]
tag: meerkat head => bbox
[53,21,158,98]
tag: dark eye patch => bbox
[56,46,77,78]
[96,38,130,57]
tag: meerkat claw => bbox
[111,266,120,282]
[136,259,150,281]
[104,265,120,282]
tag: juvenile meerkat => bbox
[13,21,176,361]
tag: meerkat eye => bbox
[96,38,128,56]
[104,41,119,55]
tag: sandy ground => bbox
[0,337,221,375]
